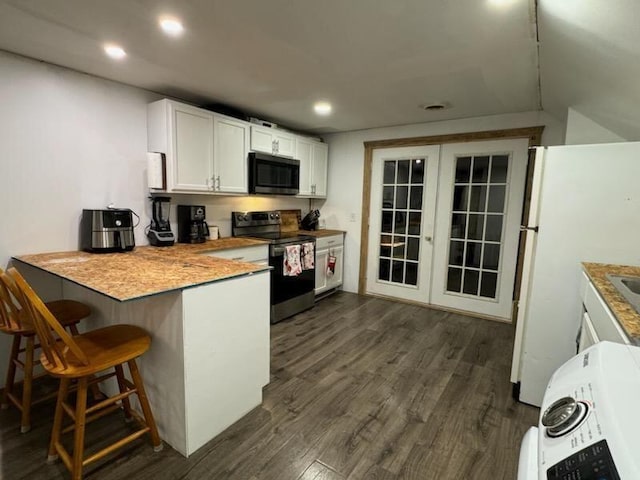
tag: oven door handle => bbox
[270,243,315,257]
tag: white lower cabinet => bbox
[147,99,248,194]
[315,234,344,296]
[578,271,630,352]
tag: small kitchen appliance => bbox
[80,209,136,253]
[232,210,315,323]
[177,205,209,244]
[147,196,175,247]
[248,152,300,195]
[517,341,640,479]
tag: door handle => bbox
[424,236,432,242]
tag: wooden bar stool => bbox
[8,267,163,480]
[0,268,92,433]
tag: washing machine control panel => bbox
[546,439,620,480]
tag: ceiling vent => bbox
[420,102,450,111]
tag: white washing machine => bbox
[517,341,640,479]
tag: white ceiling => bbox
[0,0,541,134]
[537,0,640,140]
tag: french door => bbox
[366,146,440,303]
[430,139,528,319]
[365,138,528,321]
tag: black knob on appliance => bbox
[274,213,280,219]
[269,213,275,219]
[236,214,243,222]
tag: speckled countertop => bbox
[297,229,346,238]
[13,238,270,303]
[582,262,640,342]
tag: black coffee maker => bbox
[177,205,209,243]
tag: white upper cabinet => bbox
[295,137,313,196]
[250,125,295,158]
[295,137,328,198]
[213,115,249,194]
[311,142,328,197]
[147,99,248,194]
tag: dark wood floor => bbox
[1,292,538,479]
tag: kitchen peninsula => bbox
[12,239,271,457]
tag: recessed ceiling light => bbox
[104,44,126,59]
[159,17,184,36]
[487,0,518,7]
[314,101,332,115]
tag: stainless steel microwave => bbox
[248,152,300,195]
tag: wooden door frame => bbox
[358,127,545,312]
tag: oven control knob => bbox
[243,215,249,221]
[274,213,280,219]
[542,396,589,437]
[236,214,244,222]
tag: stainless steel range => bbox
[232,210,316,323]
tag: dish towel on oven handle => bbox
[284,244,302,276]
[301,242,315,270]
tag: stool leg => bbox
[20,336,35,433]
[49,377,71,462]
[1,335,21,409]
[127,360,162,451]
[71,377,88,480]
[115,365,133,422]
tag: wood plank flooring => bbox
[0,292,538,479]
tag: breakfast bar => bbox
[12,239,271,457]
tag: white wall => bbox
[565,107,627,145]
[0,51,311,384]
[322,111,565,293]
[0,51,157,267]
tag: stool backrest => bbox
[7,268,89,368]
[0,268,24,332]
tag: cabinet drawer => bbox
[583,281,630,344]
[204,245,268,263]
[316,234,343,250]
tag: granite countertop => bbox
[297,229,346,238]
[13,238,270,303]
[582,262,640,342]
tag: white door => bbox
[366,146,440,303]
[430,139,528,320]
[295,138,313,196]
[213,115,248,194]
[172,103,214,191]
[312,142,328,197]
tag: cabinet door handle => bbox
[327,240,335,244]
[424,236,432,242]
[215,175,221,190]
[231,256,244,261]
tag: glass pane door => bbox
[445,154,509,299]
[378,158,424,286]
[430,138,529,320]
[366,145,440,304]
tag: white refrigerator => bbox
[510,142,640,407]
